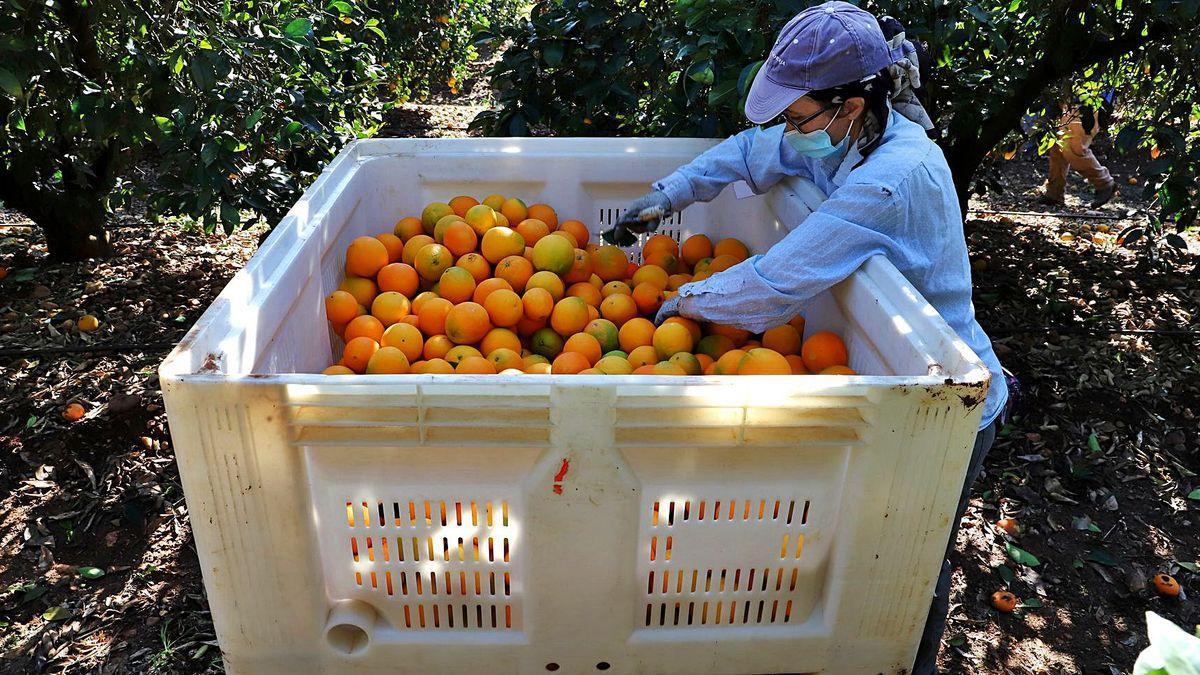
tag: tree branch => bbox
[57,0,106,82]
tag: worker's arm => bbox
[669,181,901,333]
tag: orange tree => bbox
[474,0,1199,239]
[0,0,516,261]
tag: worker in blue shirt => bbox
[602,3,1008,672]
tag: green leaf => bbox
[1018,597,1043,609]
[543,43,564,66]
[707,79,737,105]
[42,606,71,621]
[1006,543,1040,567]
[995,564,1015,584]
[0,68,21,97]
[285,18,313,37]
[21,585,46,604]
[1178,561,1199,573]
[1087,548,1120,567]
[1188,489,1200,500]
[1087,433,1101,454]
[78,567,105,580]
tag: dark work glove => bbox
[601,191,672,247]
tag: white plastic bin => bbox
[160,138,990,674]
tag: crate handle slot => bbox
[325,599,378,656]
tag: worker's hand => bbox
[653,295,681,326]
[601,191,672,247]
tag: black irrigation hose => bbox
[969,209,1130,221]
[0,342,175,359]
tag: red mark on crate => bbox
[552,458,570,494]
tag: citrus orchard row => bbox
[319,194,854,376]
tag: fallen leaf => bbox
[42,606,72,621]
[1007,543,1041,567]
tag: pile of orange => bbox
[320,195,854,376]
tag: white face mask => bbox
[784,104,848,158]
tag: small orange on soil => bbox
[456,253,491,282]
[995,518,1020,536]
[322,365,355,375]
[376,233,404,262]
[592,245,630,281]
[366,346,410,374]
[627,345,659,369]
[423,334,454,360]
[819,365,857,375]
[550,296,590,336]
[76,315,100,332]
[484,289,524,327]
[802,331,849,373]
[442,221,478,257]
[339,276,378,307]
[1152,573,1181,597]
[381,322,424,361]
[346,236,389,278]
[377,263,419,297]
[63,403,86,421]
[371,291,411,326]
[422,358,455,374]
[713,349,748,375]
[785,355,808,375]
[681,234,713,267]
[559,219,590,246]
[480,328,522,355]
[619,317,656,352]
[487,347,524,372]
[563,248,594,284]
[632,282,664,315]
[445,345,483,366]
[394,216,424,241]
[632,264,669,290]
[653,322,694,359]
[342,336,380,373]
[456,356,497,374]
[417,297,454,336]
[738,348,791,375]
[473,277,514,305]
[515,218,550,246]
[991,591,1018,613]
[567,281,603,307]
[523,287,555,321]
[445,302,492,344]
[401,234,435,266]
[326,290,359,324]
[552,351,590,374]
[526,204,558,229]
[602,280,632,297]
[449,195,480,218]
[713,238,749,261]
[601,293,638,326]
[495,255,534,292]
[345,315,385,343]
[526,270,565,300]
[763,325,802,356]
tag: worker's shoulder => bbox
[854,116,950,195]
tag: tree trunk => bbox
[34,202,114,262]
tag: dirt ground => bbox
[2,82,1198,673]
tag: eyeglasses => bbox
[780,103,838,131]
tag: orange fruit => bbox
[482,194,506,211]
[632,282,664,315]
[584,319,620,353]
[738,348,791,375]
[322,365,354,375]
[632,264,669,289]
[515,218,550,245]
[551,351,590,374]
[523,354,550,369]
[713,349,747,375]
[423,335,454,360]
[709,254,740,273]
[526,203,558,229]
[376,233,404,263]
[457,253,491,282]
[437,267,476,304]
[550,296,589,336]
[433,214,466,243]
[523,287,554,321]
[63,402,86,421]
[713,238,749,261]
[481,227,526,264]
[995,518,1019,536]
[411,290,439,315]
[381,323,424,361]
[342,337,380,373]
[370,291,411,326]
[377,263,419,297]
[487,347,524,372]
[680,234,713,266]
[562,248,594,284]
[394,216,424,241]
[500,197,528,225]
[618,317,656,352]
[366,346,410,374]
[587,305,600,322]
[495,255,534,292]
[785,355,808,375]
[788,314,806,337]
[442,221,478,257]
[652,322,694,359]
[625,261,640,279]
[627,345,659,369]
[530,327,565,359]
[567,281,603,307]
[601,294,638,326]
[563,333,602,365]
[696,334,734,360]
[663,317,702,343]
[643,249,679,274]
[402,234,435,266]
[762,325,802,356]
[346,236,389,278]
[525,362,552,374]
[325,290,359,325]
[559,219,589,246]
[632,365,657,375]
[706,323,750,346]
[422,358,455,374]
[692,258,712,276]
[820,365,856,375]
[466,277,509,306]
[345,315,385,343]
[1152,573,1181,597]
[417,297,453,336]
[413,243,454,282]
[456,356,497,375]
[669,352,701,375]
[801,332,849,373]
[480,328,522,355]
[695,353,714,372]
[743,340,762,350]
[642,233,678,259]
[666,274,692,291]
[464,204,499,237]
[484,289,524,327]
[991,591,1017,613]
[76,313,100,332]
[449,195,479,218]
[595,355,634,375]
[421,202,455,233]
[516,315,548,338]
[531,235,575,275]
[339,277,377,307]
[445,302,492,344]
[578,368,603,375]
[526,270,565,300]
[445,345,483,366]
[494,211,509,228]
[601,280,632,297]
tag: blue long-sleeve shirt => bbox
[654,109,1007,430]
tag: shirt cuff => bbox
[652,172,695,213]
[676,257,798,333]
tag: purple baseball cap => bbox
[744,1,902,124]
